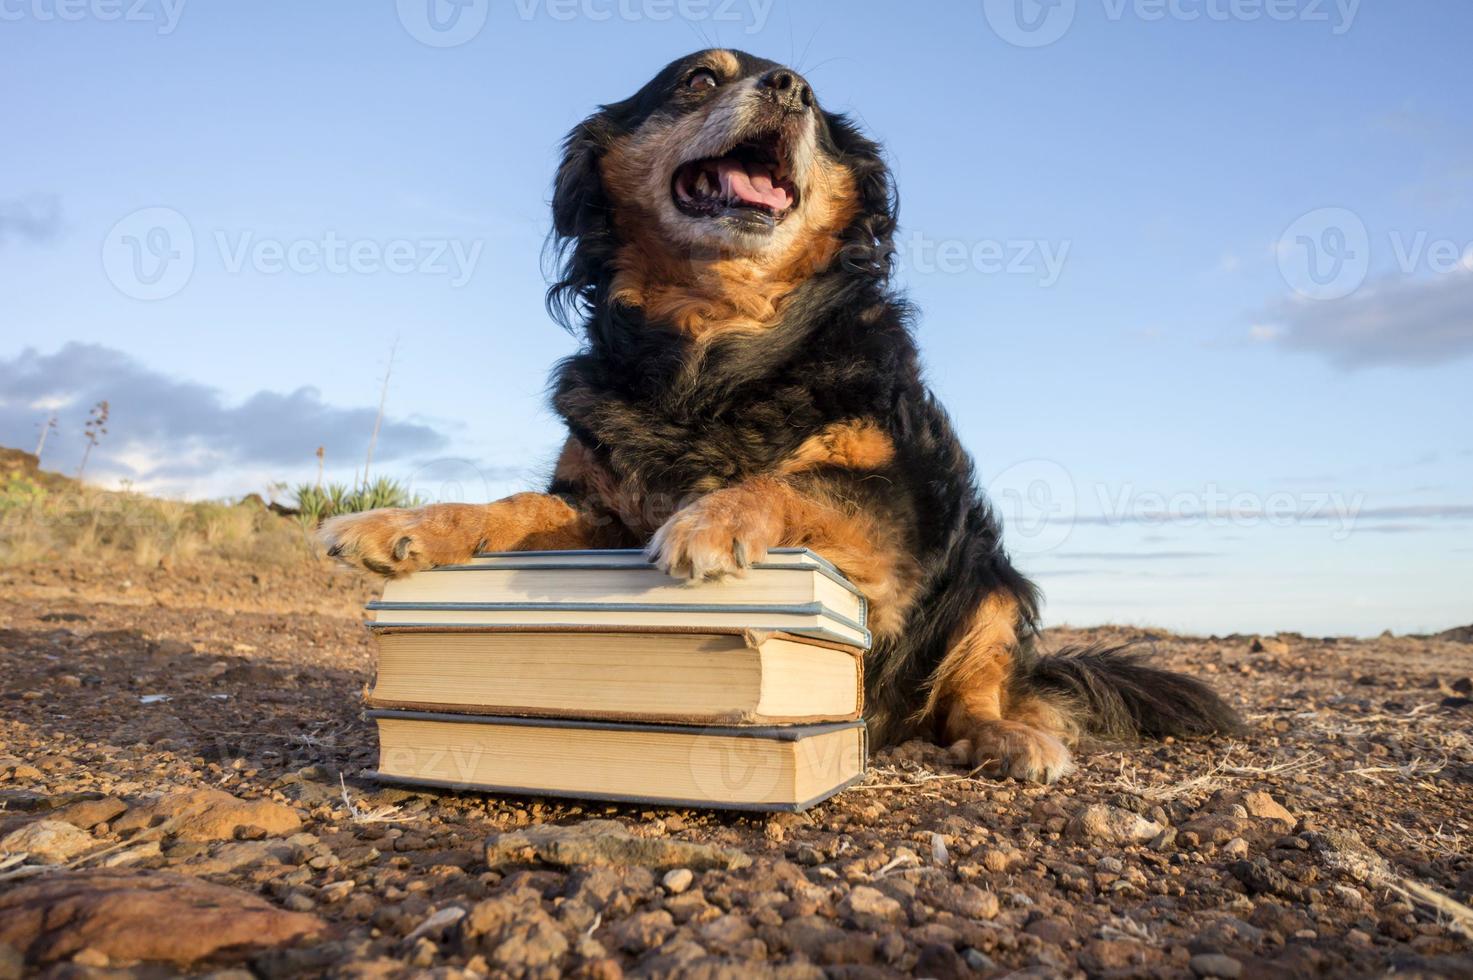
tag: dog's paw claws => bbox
[647,507,771,582]
[317,510,433,577]
[955,721,1075,785]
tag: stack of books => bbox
[363,549,868,811]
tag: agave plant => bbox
[292,478,423,527]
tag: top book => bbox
[367,548,870,649]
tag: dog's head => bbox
[548,49,895,336]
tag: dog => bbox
[321,49,1240,782]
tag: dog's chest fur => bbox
[550,314,906,516]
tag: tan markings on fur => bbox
[1006,694,1081,745]
[924,592,1020,739]
[599,109,858,339]
[649,476,921,638]
[777,420,895,476]
[924,592,1076,781]
[708,49,739,77]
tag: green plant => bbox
[291,477,423,528]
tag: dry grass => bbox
[0,479,312,568]
[1097,750,1324,804]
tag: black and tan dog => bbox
[322,49,1240,782]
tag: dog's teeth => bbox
[694,171,713,197]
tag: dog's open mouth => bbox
[671,132,799,226]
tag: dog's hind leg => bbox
[927,592,1243,783]
[925,591,1078,784]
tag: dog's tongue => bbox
[717,159,790,210]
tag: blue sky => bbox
[2,0,1470,636]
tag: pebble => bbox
[838,885,905,924]
[1190,952,1244,978]
[0,820,96,863]
[1069,804,1165,844]
[661,868,694,894]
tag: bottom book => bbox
[367,710,867,812]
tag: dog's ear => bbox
[824,112,899,280]
[551,112,614,241]
[547,111,618,330]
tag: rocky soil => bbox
[1,557,1470,978]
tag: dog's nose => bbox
[756,68,814,113]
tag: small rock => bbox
[1239,791,1295,827]
[795,843,824,866]
[607,909,674,953]
[963,947,995,971]
[179,839,294,876]
[1222,837,1250,859]
[112,788,300,842]
[0,820,96,863]
[484,819,749,871]
[282,892,315,913]
[1068,804,1164,844]
[49,796,127,831]
[661,868,694,894]
[320,880,355,903]
[98,841,162,868]
[838,885,904,925]
[1250,636,1289,656]
[1190,952,1243,978]
[980,846,1024,871]
[71,948,110,968]
[0,870,323,966]
[1025,916,1074,947]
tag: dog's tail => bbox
[1017,644,1243,742]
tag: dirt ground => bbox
[1,556,1470,978]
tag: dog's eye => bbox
[686,69,719,91]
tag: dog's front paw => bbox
[950,719,1075,784]
[646,494,779,581]
[318,506,480,577]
